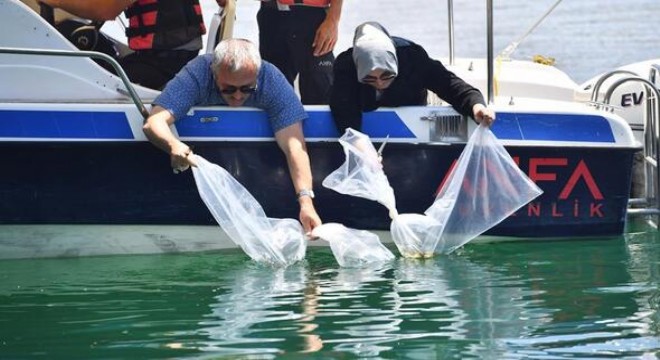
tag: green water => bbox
[1,220,659,359]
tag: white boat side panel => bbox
[446,58,579,102]
[0,0,160,102]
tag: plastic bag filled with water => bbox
[423,124,543,253]
[389,213,443,258]
[323,129,440,258]
[323,126,542,258]
[191,155,306,266]
[311,223,394,267]
[319,129,397,264]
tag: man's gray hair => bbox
[211,39,262,74]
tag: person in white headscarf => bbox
[330,21,494,132]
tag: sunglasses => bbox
[361,72,396,83]
[219,84,258,95]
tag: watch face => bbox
[298,189,315,199]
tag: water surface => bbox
[1,219,658,358]
[4,1,659,358]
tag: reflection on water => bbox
[1,221,658,358]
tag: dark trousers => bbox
[257,4,334,105]
[119,50,199,90]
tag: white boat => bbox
[0,0,657,259]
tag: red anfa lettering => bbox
[461,175,475,196]
[559,160,604,200]
[590,203,604,217]
[435,159,458,197]
[529,158,568,182]
[482,156,519,199]
[551,203,563,217]
[528,202,541,216]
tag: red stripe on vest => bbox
[129,11,157,27]
[194,3,206,33]
[126,0,205,50]
[129,34,155,50]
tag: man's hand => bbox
[143,106,198,174]
[299,197,322,237]
[170,142,196,174]
[312,17,339,57]
[472,103,496,126]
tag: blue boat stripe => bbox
[0,109,614,143]
[176,109,416,139]
[492,112,615,143]
[176,109,274,137]
[0,110,133,139]
[362,110,416,138]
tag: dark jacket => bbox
[330,37,485,132]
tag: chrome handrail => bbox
[603,77,660,216]
[486,0,494,105]
[649,64,660,86]
[0,46,149,119]
[589,69,638,102]
[447,0,455,66]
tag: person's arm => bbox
[143,106,196,172]
[274,123,322,235]
[330,50,363,133]
[142,56,210,171]
[312,0,343,56]
[258,62,322,234]
[39,0,133,21]
[420,45,495,125]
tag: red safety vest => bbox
[277,0,331,8]
[125,0,206,50]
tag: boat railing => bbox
[0,46,149,119]
[589,69,639,103]
[601,74,660,216]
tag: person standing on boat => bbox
[37,0,217,90]
[143,38,322,234]
[217,0,343,105]
[330,22,495,132]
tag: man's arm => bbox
[274,122,322,234]
[312,0,343,56]
[143,106,195,172]
[39,0,133,21]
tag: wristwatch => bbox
[297,189,315,199]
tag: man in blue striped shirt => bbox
[143,38,321,234]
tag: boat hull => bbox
[1,140,635,239]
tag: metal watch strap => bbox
[297,189,315,199]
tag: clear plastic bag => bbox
[322,129,398,218]
[424,124,543,253]
[323,126,542,258]
[317,129,398,265]
[311,223,395,267]
[191,155,306,266]
[390,213,443,258]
